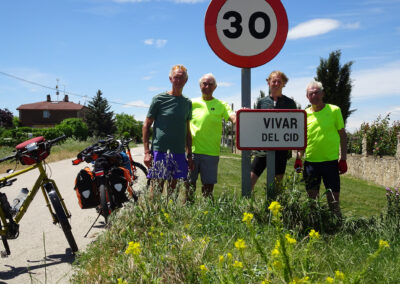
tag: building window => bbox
[43,110,50,119]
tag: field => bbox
[70,149,399,283]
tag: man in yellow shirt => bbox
[295,81,347,218]
[187,73,236,200]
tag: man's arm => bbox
[142,117,154,168]
[229,113,236,124]
[338,128,347,161]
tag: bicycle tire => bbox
[132,161,148,177]
[99,183,110,222]
[47,189,78,253]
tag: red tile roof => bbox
[17,101,85,110]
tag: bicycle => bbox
[72,137,147,224]
[0,135,78,257]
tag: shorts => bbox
[147,151,188,180]
[251,150,288,177]
[189,154,219,185]
[303,160,340,192]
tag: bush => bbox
[57,118,88,141]
[347,114,399,156]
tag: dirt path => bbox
[0,146,146,284]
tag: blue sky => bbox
[1,0,399,132]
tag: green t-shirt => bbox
[190,97,234,156]
[305,104,344,162]
[147,92,192,154]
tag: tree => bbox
[84,90,116,137]
[57,118,89,141]
[315,50,355,125]
[115,113,143,143]
[0,108,13,128]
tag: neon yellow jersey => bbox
[190,97,234,156]
[305,104,344,162]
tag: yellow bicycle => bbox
[0,135,78,257]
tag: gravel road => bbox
[0,146,146,284]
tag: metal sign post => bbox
[241,68,251,197]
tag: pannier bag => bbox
[74,167,99,209]
[109,167,133,203]
[15,136,49,165]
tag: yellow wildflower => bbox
[200,236,210,245]
[242,212,254,224]
[199,264,208,272]
[160,232,164,237]
[285,234,297,244]
[261,280,272,284]
[309,229,320,239]
[268,201,281,216]
[232,260,243,268]
[219,255,224,263]
[234,239,247,249]
[271,248,280,257]
[335,270,345,281]
[379,240,390,249]
[203,211,208,215]
[227,252,233,259]
[125,241,141,255]
[289,276,310,284]
[117,278,128,284]
[325,277,334,284]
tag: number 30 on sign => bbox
[205,0,288,68]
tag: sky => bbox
[0,0,399,132]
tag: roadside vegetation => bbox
[71,150,398,283]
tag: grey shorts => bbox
[189,154,220,185]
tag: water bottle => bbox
[12,188,29,213]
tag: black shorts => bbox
[303,160,340,192]
[251,150,288,177]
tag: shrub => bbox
[347,114,399,156]
[57,118,88,141]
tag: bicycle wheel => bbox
[99,183,110,222]
[132,161,148,176]
[47,188,78,253]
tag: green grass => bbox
[71,151,400,283]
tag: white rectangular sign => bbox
[236,109,307,150]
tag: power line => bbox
[0,70,149,108]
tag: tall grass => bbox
[71,170,400,283]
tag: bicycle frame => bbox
[0,161,70,235]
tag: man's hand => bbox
[338,160,347,174]
[294,158,303,173]
[144,152,153,168]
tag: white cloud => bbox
[342,22,361,30]
[352,61,400,99]
[143,39,167,48]
[142,76,152,80]
[122,100,149,108]
[288,19,341,40]
[217,81,233,87]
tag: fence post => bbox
[396,134,400,160]
[362,133,368,157]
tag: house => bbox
[17,94,88,128]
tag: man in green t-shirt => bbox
[142,65,193,199]
[295,81,347,218]
[187,73,236,200]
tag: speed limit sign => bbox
[205,0,288,68]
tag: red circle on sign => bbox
[205,0,288,68]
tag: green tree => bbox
[315,50,355,125]
[84,90,116,137]
[115,113,143,143]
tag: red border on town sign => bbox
[205,0,288,68]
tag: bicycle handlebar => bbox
[0,154,17,163]
[47,135,67,146]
